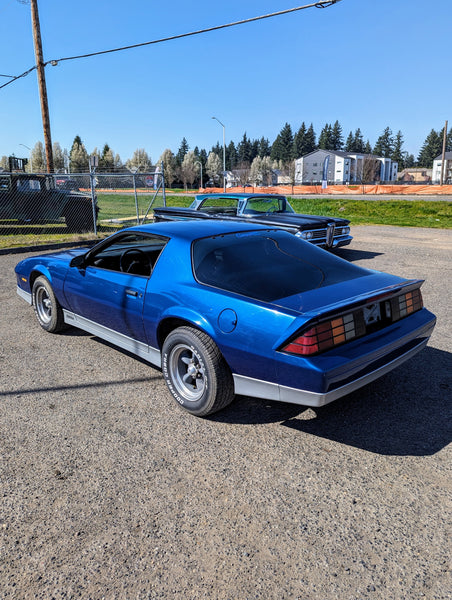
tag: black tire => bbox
[162,326,234,416]
[65,202,95,233]
[32,276,66,333]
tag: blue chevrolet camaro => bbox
[15,220,436,417]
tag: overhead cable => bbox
[0,1,342,91]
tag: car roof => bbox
[195,193,286,201]
[126,219,282,242]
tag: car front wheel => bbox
[32,276,66,333]
[162,326,234,416]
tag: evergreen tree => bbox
[353,128,365,153]
[364,140,372,154]
[293,122,307,158]
[331,120,343,150]
[226,141,237,170]
[318,123,333,150]
[258,136,271,158]
[417,129,442,167]
[270,123,293,162]
[176,137,189,165]
[404,153,416,168]
[345,131,354,152]
[69,136,89,172]
[391,131,405,168]
[373,127,394,157]
[304,123,317,154]
[237,133,252,164]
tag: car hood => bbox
[246,212,349,228]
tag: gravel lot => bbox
[0,226,451,600]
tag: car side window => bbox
[87,233,168,276]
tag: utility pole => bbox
[30,0,54,173]
[440,120,448,186]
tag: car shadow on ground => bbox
[335,247,383,262]
[212,347,451,457]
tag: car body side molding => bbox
[62,310,161,367]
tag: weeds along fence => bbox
[0,170,166,248]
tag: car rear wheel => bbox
[32,276,66,333]
[162,326,234,416]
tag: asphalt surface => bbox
[0,226,451,600]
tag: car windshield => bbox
[242,196,294,214]
[193,230,367,302]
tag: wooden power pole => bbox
[440,120,448,186]
[30,0,54,173]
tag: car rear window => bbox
[193,230,368,302]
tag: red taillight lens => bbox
[283,312,359,356]
[282,287,424,357]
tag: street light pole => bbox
[212,116,226,192]
[19,144,32,173]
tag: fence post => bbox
[132,172,139,224]
[161,161,166,207]
[89,168,98,236]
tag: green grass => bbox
[1,194,450,250]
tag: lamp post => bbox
[19,143,32,172]
[212,116,226,192]
[195,161,203,190]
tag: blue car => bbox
[15,221,436,417]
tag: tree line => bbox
[2,122,450,187]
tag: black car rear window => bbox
[193,230,368,302]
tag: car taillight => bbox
[391,288,423,321]
[282,287,424,357]
[283,312,365,356]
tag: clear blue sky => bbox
[0,0,450,164]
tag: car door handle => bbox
[125,289,138,297]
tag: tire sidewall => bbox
[32,276,60,332]
[162,330,216,415]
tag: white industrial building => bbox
[431,152,452,184]
[295,149,398,184]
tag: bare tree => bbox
[232,161,251,187]
[158,149,177,187]
[31,141,46,172]
[126,148,152,172]
[180,151,199,191]
[206,152,222,185]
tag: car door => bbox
[64,232,167,343]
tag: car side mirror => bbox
[70,254,87,269]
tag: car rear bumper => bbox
[233,311,436,407]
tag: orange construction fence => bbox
[199,185,452,196]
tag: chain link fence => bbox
[0,169,166,248]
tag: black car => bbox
[153,193,352,249]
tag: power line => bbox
[0,1,342,91]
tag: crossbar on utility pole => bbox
[30,0,54,173]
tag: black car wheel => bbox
[162,326,234,416]
[32,276,66,333]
